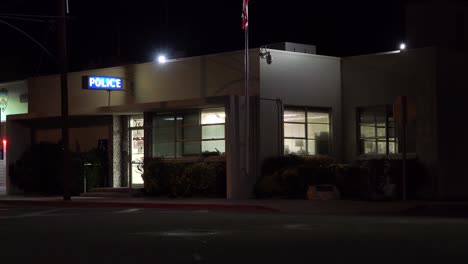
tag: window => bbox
[284,108,331,155]
[153,108,225,158]
[358,106,398,155]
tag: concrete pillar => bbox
[112,115,122,187]
[226,96,241,199]
[225,95,258,199]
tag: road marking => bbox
[133,229,220,238]
[0,208,62,219]
[149,210,211,214]
[114,208,141,214]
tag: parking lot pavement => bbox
[1,205,468,263]
[0,205,215,220]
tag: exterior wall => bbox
[341,48,439,198]
[33,120,111,152]
[133,50,259,103]
[27,50,260,117]
[259,50,342,176]
[437,50,468,198]
[225,96,242,199]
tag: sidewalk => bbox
[3,195,468,216]
[0,196,275,212]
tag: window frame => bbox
[357,105,398,156]
[283,106,332,156]
[152,108,226,158]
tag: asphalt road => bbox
[1,204,468,264]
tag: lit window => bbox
[201,108,225,153]
[284,108,331,155]
[152,108,225,158]
[201,108,226,124]
[130,115,144,127]
[358,106,398,155]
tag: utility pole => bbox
[58,0,71,201]
[242,0,250,191]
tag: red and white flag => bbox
[242,0,249,30]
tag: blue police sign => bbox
[83,76,124,90]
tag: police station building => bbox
[3,42,468,200]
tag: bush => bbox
[9,143,85,195]
[355,157,425,200]
[254,154,336,198]
[142,158,226,198]
[260,155,304,178]
[81,148,109,191]
[142,158,183,196]
[255,154,426,200]
[332,164,370,200]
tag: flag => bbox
[242,0,249,30]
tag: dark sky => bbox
[0,0,406,81]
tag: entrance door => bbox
[129,115,144,187]
[130,128,144,186]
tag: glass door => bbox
[129,115,144,187]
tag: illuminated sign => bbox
[82,76,124,90]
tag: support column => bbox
[226,95,241,199]
[112,115,122,187]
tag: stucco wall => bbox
[27,50,260,117]
[259,50,342,173]
[341,48,439,197]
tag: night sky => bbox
[0,0,406,81]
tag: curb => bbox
[0,199,278,213]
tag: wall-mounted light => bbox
[259,46,272,65]
[157,54,167,64]
[399,43,407,51]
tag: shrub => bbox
[142,158,184,196]
[302,155,336,167]
[254,171,284,198]
[9,143,85,195]
[260,155,304,177]
[356,157,425,200]
[142,158,226,197]
[169,169,193,197]
[332,164,370,200]
[255,154,336,198]
[81,148,108,191]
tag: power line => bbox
[0,15,47,23]
[0,18,56,61]
[0,13,67,19]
